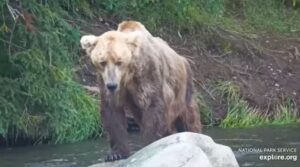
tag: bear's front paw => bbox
[105,152,129,162]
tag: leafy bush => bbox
[0,0,99,145]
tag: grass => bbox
[0,0,100,145]
[92,0,300,35]
[273,100,300,125]
[196,92,213,126]
[210,81,300,128]
[241,0,300,34]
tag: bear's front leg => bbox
[140,97,168,145]
[101,97,130,162]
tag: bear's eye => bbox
[116,61,122,66]
[100,61,107,66]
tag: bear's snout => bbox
[106,83,118,92]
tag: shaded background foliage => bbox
[0,0,299,145]
[0,0,100,145]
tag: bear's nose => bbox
[106,83,118,92]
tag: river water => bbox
[0,125,299,167]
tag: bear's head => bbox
[80,31,142,93]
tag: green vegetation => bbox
[1,0,299,145]
[98,0,300,35]
[241,0,300,33]
[197,92,213,126]
[213,81,299,128]
[0,1,100,145]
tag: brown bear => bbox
[80,21,202,161]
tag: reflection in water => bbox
[0,125,299,167]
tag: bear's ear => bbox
[80,35,98,56]
[125,31,143,53]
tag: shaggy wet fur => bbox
[80,21,202,161]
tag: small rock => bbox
[275,83,280,87]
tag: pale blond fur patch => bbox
[117,21,152,37]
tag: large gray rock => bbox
[89,132,239,167]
